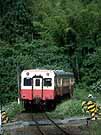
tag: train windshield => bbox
[24,78,32,86]
[35,79,40,86]
[43,78,52,87]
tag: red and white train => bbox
[20,69,74,110]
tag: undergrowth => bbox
[48,87,101,119]
[3,101,23,119]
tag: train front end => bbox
[20,69,56,110]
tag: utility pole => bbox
[17,63,20,104]
[0,102,3,135]
[0,109,1,134]
[76,55,80,81]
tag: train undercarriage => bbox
[23,99,56,112]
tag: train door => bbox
[32,76,43,99]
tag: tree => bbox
[0,0,34,44]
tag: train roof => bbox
[22,69,53,73]
[54,70,74,76]
[22,69,74,77]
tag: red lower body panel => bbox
[20,89,55,101]
[21,90,32,100]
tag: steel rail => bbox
[44,112,70,135]
[31,112,45,135]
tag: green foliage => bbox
[0,0,101,104]
[47,100,82,119]
[81,47,101,86]
[88,121,101,135]
[0,0,34,43]
[90,80,101,93]
[3,102,23,118]
[47,86,101,119]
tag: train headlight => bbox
[26,72,29,76]
[46,73,49,76]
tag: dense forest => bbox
[0,0,101,104]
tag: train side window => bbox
[44,78,52,86]
[57,79,60,87]
[24,78,32,86]
[35,79,40,86]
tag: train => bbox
[20,69,75,110]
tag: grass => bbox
[47,99,83,119]
[47,87,101,119]
[87,120,101,135]
[3,101,23,119]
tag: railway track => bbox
[31,112,70,135]
[29,105,70,135]
[30,110,45,135]
[2,111,90,135]
[43,112,70,135]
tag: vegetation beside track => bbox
[47,87,101,119]
[3,102,22,119]
[88,120,101,135]
[3,87,101,120]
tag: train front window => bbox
[44,78,52,86]
[35,79,40,86]
[24,78,32,86]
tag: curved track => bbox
[12,111,71,135]
[31,112,70,135]
[43,112,70,135]
[31,114,45,135]
[2,113,91,135]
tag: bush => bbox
[48,99,83,119]
[90,80,101,93]
[3,102,23,119]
